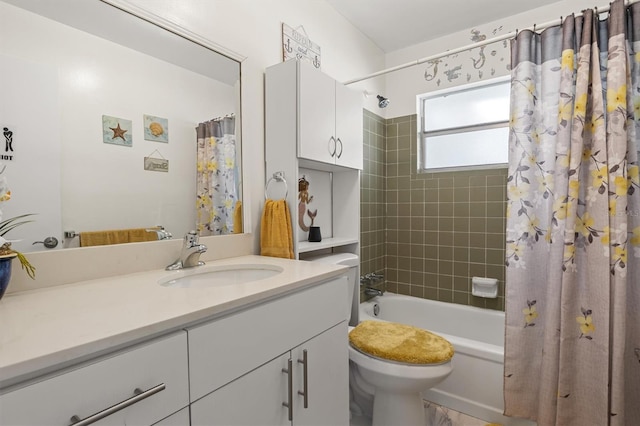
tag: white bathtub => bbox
[359,293,535,426]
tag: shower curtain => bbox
[196,115,240,235]
[505,1,640,424]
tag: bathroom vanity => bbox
[0,256,349,425]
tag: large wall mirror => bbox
[0,0,244,253]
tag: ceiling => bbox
[326,0,560,52]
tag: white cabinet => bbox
[192,323,348,426]
[188,277,349,426]
[0,267,348,426]
[291,322,349,426]
[266,59,362,258]
[153,408,190,426]
[297,61,363,169]
[191,353,290,426]
[334,82,364,169]
[0,332,189,426]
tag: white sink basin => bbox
[159,263,284,288]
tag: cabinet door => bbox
[152,408,189,425]
[191,353,290,426]
[293,322,349,426]
[335,82,363,170]
[298,61,336,165]
[0,332,189,426]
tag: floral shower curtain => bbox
[505,1,640,424]
[196,115,240,235]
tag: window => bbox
[418,77,510,172]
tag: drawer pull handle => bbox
[297,349,308,408]
[69,383,165,426]
[328,136,337,157]
[282,359,293,421]
[336,138,343,159]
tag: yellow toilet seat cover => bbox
[349,320,454,364]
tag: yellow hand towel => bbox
[80,230,130,247]
[260,199,294,259]
[79,228,159,247]
[233,200,243,234]
[128,228,161,243]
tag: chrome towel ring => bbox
[265,171,288,200]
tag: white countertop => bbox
[0,255,347,388]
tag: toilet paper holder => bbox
[471,276,498,298]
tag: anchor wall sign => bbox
[282,23,321,69]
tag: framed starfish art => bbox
[102,115,132,147]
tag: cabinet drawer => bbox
[0,332,189,426]
[188,276,347,401]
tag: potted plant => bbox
[0,174,36,300]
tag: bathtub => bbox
[359,293,535,426]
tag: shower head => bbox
[377,95,390,108]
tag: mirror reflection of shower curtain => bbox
[196,115,240,235]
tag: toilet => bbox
[306,253,454,426]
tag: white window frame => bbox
[417,76,510,173]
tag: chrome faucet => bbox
[364,272,384,282]
[165,231,207,270]
[364,286,384,297]
[360,272,385,297]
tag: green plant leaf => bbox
[0,213,36,237]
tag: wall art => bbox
[282,23,321,69]
[144,149,169,172]
[1,126,15,161]
[143,114,169,143]
[298,174,317,232]
[102,115,132,147]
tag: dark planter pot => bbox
[0,254,15,301]
[308,226,322,242]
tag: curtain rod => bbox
[343,0,639,85]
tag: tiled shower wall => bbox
[360,112,507,311]
[360,110,386,277]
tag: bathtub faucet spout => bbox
[364,286,384,296]
[361,272,385,297]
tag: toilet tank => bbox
[305,253,359,324]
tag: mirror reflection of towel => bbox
[233,200,243,234]
[79,228,159,247]
[260,199,294,259]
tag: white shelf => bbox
[297,237,359,253]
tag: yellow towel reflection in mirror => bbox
[79,228,160,247]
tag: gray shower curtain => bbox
[505,0,640,424]
[196,116,239,235]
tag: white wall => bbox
[126,0,386,252]
[1,2,236,251]
[381,0,602,119]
